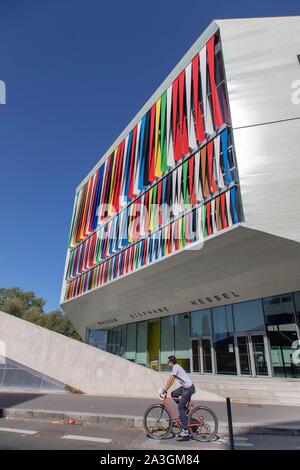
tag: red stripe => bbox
[192,54,205,142]
[128,126,137,199]
[148,104,156,182]
[178,70,189,156]
[172,77,181,161]
[157,180,162,225]
[113,140,125,212]
[207,36,223,128]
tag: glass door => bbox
[191,337,214,374]
[235,333,271,376]
[236,336,251,375]
[191,339,200,373]
[200,338,213,374]
[251,334,269,376]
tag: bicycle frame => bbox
[160,396,203,429]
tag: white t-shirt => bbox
[172,364,193,388]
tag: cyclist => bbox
[161,355,196,441]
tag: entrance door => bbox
[235,333,271,376]
[191,337,214,374]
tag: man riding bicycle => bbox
[161,355,196,441]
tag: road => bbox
[0,417,299,450]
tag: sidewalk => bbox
[0,391,300,436]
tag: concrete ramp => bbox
[0,311,222,401]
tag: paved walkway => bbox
[0,391,299,430]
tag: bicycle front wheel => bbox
[188,406,218,442]
[143,404,173,440]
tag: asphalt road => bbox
[1,391,300,427]
[0,417,299,451]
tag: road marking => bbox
[62,434,112,444]
[223,437,249,441]
[0,427,37,435]
[234,442,254,447]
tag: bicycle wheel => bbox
[188,406,218,442]
[143,404,173,439]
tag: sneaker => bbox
[176,429,190,441]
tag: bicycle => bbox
[143,393,218,442]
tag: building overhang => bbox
[61,225,300,338]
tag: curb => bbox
[2,408,300,436]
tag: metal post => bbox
[226,397,234,450]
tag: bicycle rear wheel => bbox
[143,404,173,439]
[188,406,218,442]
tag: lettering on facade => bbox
[97,318,118,327]
[190,291,240,307]
[129,306,169,320]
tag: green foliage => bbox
[0,287,81,341]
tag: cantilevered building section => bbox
[61,17,300,379]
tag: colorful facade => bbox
[61,17,300,380]
[63,30,240,301]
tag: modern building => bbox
[61,17,300,380]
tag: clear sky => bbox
[0,0,299,312]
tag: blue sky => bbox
[0,0,299,312]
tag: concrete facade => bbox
[0,310,221,400]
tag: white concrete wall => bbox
[0,310,221,401]
[220,17,300,242]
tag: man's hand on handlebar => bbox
[159,389,167,399]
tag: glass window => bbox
[120,325,127,358]
[190,309,211,337]
[111,329,117,355]
[263,294,300,378]
[160,316,175,371]
[264,294,295,325]
[125,323,136,361]
[233,300,265,333]
[213,306,236,374]
[115,327,122,356]
[87,329,108,351]
[107,330,112,354]
[136,321,148,367]
[174,313,190,371]
[214,336,237,375]
[212,305,234,335]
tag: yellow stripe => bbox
[154,97,162,177]
[80,180,91,240]
[128,203,134,243]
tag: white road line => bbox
[234,442,254,447]
[0,427,37,435]
[62,435,112,444]
[223,437,249,441]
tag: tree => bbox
[0,287,81,341]
[0,287,45,318]
[45,309,81,341]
